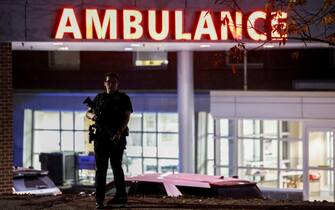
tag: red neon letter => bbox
[86,9,117,39]
[247,11,267,41]
[175,11,191,40]
[148,10,169,41]
[271,11,287,40]
[194,11,218,40]
[123,10,143,40]
[55,8,82,39]
[220,11,242,40]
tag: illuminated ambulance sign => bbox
[55,8,287,41]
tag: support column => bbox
[0,42,13,194]
[178,51,195,173]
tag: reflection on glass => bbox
[143,113,156,131]
[34,111,59,129]
[61,112,73,130]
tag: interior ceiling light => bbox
[53,42,64,46]
[130,43,140,47]
[200,44,211,48]
[57,46,69,50]
[263,44,274,48]
[124,47,133,51]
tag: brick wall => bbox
[0,42,13,194]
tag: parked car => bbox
[13,167,62,196]
[106,173,264,199]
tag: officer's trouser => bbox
[94,136,127,204]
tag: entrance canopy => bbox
[11,41,332,51]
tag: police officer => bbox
[86,72,133,209]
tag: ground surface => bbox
[1,194,335,210]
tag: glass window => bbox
[143,158,158,173]
[239,139,261,167]
[34,111,59,129]
[309,170,333,202]
[61,131,73,151]
[158,134,178,158]
[128,113,142,132]
[207,160,214,175]
[143,133,157,157]
[207,134,214,159]
[34,131,60,153]
[143,113,156,132]
[219,119,229,137]
[158,113,178,132]
[75,112,85,130]
[263,120,278,138]
[280,170,303,189]
[220,138,229,166]
[74,131,86,152]
[280,140,302,170]
[61,112,73,130]
[127,133,142,156]
[127,157,142,176]
[208,114,214,134]
[309,131,334,168]
[240,168,278,188]
[281,121,302,139]
[158,159,178,173]
[241,120,260,138]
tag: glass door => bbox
[307,129,335,201]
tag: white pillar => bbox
[177,51,195,173]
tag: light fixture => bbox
[57,46,69,50]
[130,43,140,47]
[53,42,64,46]
[124,47,133,51]
[263,44,274,48]
[200,44,210,48]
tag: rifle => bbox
[83,97,97,143]
[83,96,121,143]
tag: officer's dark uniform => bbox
[92,91,133,205]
